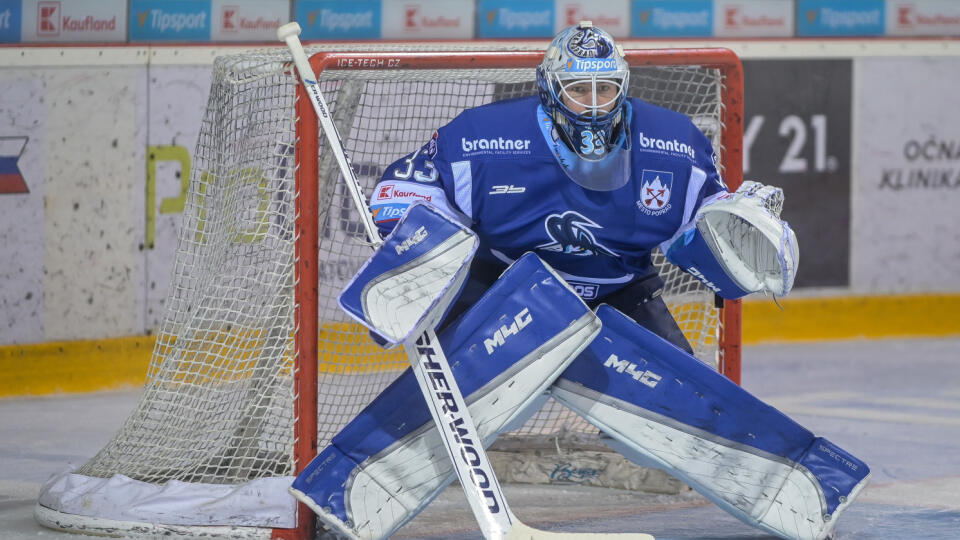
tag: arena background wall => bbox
[1,40,959,398]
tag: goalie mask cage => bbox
[35,47,742,539]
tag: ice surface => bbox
[2,338,959,539]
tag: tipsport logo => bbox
[565,58,618,72]
[308,9,374,33]
[299,2,379,39]
[797,1,884,36]
[138,9,207,32]
[0,6,14,33]
[132,3,210,40]
[537,211,618,258]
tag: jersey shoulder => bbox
[435,96,544,162]
[628,97,715,163]
[628,97,703,139]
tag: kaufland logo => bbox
[723,7,785,29]
[404,4,460,30]
[222,7,236,31]
[38,2,59,35]
[896,5,960,28]
[565,6,621,28]
[138,9,207,32]
[310,9,374,32]
[38,1,116,35]
[221,6,280,33]
[808,7,881,28]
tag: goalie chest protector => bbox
[374,96,727,299]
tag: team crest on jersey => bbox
[638,169,673,216]
[537,211,618,257]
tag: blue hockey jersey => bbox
[370,96,727,300]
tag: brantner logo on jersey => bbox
[796,0,884,36]
[631,0,713,38]
[130,0,211,41]
[638,169,673,216]
[477,0,552,38]
[0,0,21,43]
[298,0,380,39]
[461,137,532,156]
[636,132,696,161]
[24,0,124,42]
[537,211,618,257]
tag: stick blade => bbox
[506,521,655,540]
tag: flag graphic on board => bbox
[0,137,29,194]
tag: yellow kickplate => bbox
[743,293,960,344]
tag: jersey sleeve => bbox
[369,130,466,236]
[674,123,730,231]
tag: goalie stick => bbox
[277,22,653,540]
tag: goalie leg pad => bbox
[551,305,870,540]
[292,253,601,540]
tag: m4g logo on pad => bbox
[604,353,662,388]
[394,226,428,255]
[484,308,532,354]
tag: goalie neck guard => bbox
[537,21,631,191]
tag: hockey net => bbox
[36,46,742,539]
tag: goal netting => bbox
[36,45,742,539]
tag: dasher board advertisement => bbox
[743,59,853,289]
[853,57,960,293]
[21,0,126,42]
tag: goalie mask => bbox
[537,21,632,191]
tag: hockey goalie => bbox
[289,22,869,540]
